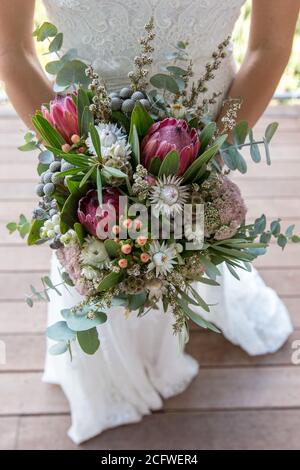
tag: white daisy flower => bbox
[150,175,189,217]
[86,123,130,158]
[80,236,109,269]
[148,241,177,276]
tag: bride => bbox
[0,0,299,444]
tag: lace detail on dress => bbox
[43,0,246,115]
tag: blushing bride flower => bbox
[80,236,110,269]
[148,241,177,276]
[86,123,131,158]
[150,175,189,216]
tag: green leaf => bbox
[249,129,261,163]
[254,214,267,234]
[182,143,219,183]
[60,271,75,287]
[24,131,36,143]
[45,48,78,75]
[265,122,279,143]
[199,122,217,153]
[32,114,65,147]
[263,138,271,165]
[49,342,69,356]
[18,141,37,152]
[292,235,300,243]
[97,271,124,292]
[102,166,127,179]
[196,277,220,286]
[129,124,140,167]
[158,150,179,177]
[285,224,295,238]
[46,321,76,342]
[104,240,120,258]
[89,123,101,157]
[150,73,179,94]
[49,33,63,53]
[77,88,90,135]
[77,328,100,355]
[96,166,102,206]
[277,234,288,250]
[270,220,281,236]
[27,220,44,246]
[177,297,220,333]
[166,66,187,76]
[198,255,221,279]
[233,121,248,146]
[60,184,88,233]
[56,60,91,91]
[111,111,130,134]
[33,22,57,41]
[225,262,240,280]
[6,222,17,234]
[25,296,34,308]
[148,156,161,176]
[128,292,147,311]
[62,309,107,332]
[129,101,154,139]
[188,285,211,312]
[79,164,96,187]
[81,106,93,138]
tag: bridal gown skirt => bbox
[43,254,293,444]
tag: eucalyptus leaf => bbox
[77,328,100,355]
[265,122,279,143]
[18,141,38,152]
[64,310,107,332]
[150,73,179,94]
[49,342,69,356]
[27,220,44,246]
[233,121,248,146]
[33,22,57,41]
[56,60,91,90]
[46,321,76,342]
[49,33,63,53]
[38,150,54,164]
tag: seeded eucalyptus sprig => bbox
[25,271,74,308]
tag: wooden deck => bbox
[0,103,299,450]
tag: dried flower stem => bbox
[128,17,155,91]
[184,36,231,108]
[86,65,111,123]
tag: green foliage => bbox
[6,214,31,240]
[158,151,179,177]
[77,328,100,355]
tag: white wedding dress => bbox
[42,0,293,444]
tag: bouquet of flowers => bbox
[8,19,299,357]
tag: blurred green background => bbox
[1,0,299,99]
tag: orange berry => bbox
[140,253,150,263]
[121,244,132,255]
[137,235,147,246]
[118,259,128,269]
[71,134,81,144]
[61,143,71,153]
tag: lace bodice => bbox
[43,0,246,115]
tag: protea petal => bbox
[141,117,200,175]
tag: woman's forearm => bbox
[0,50,54,128]
[222,47,290,130]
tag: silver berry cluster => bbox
[109,87,150,114]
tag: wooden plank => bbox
[15,410,300,450]
[0,335,45,372]
[1,367,300,415]
[164,366,300,410]
[0,373,68,414]
[0,302,46,334]
[260,269,300,296]
[0,417,18,450]
[0,329,298,372]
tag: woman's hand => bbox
[0,0,54,127]
[218,0,300,131]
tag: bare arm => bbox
[0,0,54,127]
[219,0,300,129]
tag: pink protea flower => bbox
[77,188,120,238]
[42,94,79,144]
[141,118,200,176]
